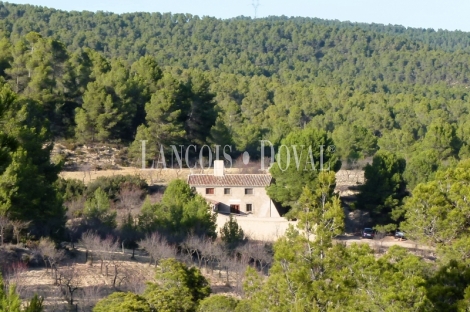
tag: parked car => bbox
[395,230,405,240]
[361,228,375,239]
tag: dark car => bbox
[395,230,405,240]
[361,228,375,239]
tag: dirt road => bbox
[335,235,434,253]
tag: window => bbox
[206,188,214,195]
[230,205,240,213]
[246,204,253,212]
[224,188,231,195]
[245,188,253,195]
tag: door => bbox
[230,205,240,214]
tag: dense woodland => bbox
[1,1,470,174]
[1,1,470,311]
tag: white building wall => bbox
[193,186,280,218]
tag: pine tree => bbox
[356,150,408,226]
[251,171,345,311]
[220,215,245,250]
[0,83,65,238]
[267,127,340,218]
[75,81,121,143]
[143,258,210,312]
[185,72,217,146]
[5,40,29,93]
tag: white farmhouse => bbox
[187,160,282,218]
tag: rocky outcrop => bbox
[335,170,364,197]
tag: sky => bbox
[7,0,470,32]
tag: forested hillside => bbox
[0,1,469,190]
[4,2,470,311]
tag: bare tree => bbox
[57,264,81,309]
[218,252,233,286]
[159,239,177,261]
[238,241,272,272]
[80,164,91,184]
[79,231,100,264]
[10,220,31,245]
[230,256,249,294]
[76,284,103,312]
[204,242,224,275]
[181,235,205,268]
[65,197,85,219]
[0,215,9,246]
[139,232,176,266]
[2,261,28,298]
[96,235,118,276]
[65,197,86,249]
[116,183,144,259]
[65,218,83,250]
[120,267,148,294]
[118,212,141,259]
[51,248,66,283]
[36,237,65,284]
[41,286,68,312]
[36,238,55,272]
[216,248,251,293]
[117,183,144,215]
[110,253,127,288]
[139,232,161,266]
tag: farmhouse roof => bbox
[188,174,272,187]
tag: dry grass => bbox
[59,166,247,185]
[15,246,252,311]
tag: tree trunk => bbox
[113,265,118,287]
[54,267,58,285]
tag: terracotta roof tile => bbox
[188,174,272,187]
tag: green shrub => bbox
[86,175,148,200]
[198,295,239,312]
[93,292,151,312]
[56,178,86,202]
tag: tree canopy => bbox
[0,3,469,181]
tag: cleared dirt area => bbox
[10,245,246,311]
[13,237,430,311]
[216,214,433,258]
[336,235,434,253]
[60,166,248,185]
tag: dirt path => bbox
[60,167,247,185]
[335,235,435,254]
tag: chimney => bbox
[214,160,224,177]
